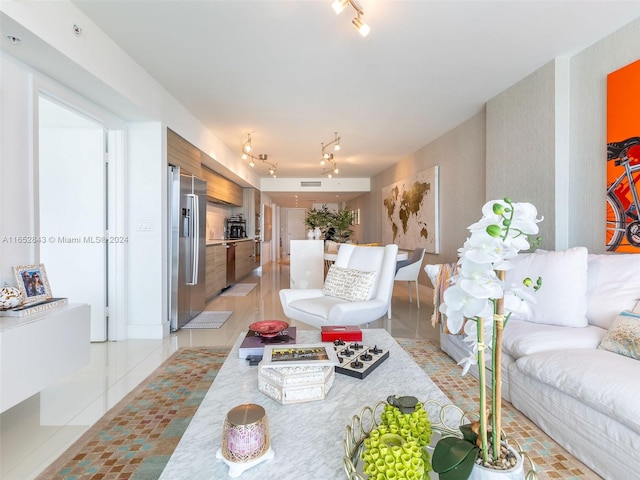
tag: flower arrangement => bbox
[432,198,542,479]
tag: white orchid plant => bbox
[432,198,542,479]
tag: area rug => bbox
[36,341,600,480]
[219,283,257,296]
[181,310,233,329]
[36,347,229,480]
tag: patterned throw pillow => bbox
[598,311,640,360]
[323,265,377,302]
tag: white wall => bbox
[0,55,36,283]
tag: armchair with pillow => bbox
[279,244,398,329]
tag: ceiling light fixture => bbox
[241,133,277,177]
[331,0,370,37]
[321,132,341,177]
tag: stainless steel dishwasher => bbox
[226,242,236,286]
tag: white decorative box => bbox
[258,364,335,405]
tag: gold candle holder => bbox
[216,403,274,477]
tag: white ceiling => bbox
[7,1,640,207]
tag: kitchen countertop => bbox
[206,238,256,246]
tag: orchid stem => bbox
[493,270,506,460]
[476,316,489,463]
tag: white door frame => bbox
[35,80,127,341]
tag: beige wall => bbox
[368,112,487,287]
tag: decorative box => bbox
[258,364,335,405]
[321,325,362,342]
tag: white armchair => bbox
[279,244,399,329]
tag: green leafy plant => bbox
[304,204,354,242]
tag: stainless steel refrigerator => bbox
[168,165,207,331]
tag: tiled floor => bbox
[0,261,437,480]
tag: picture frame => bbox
[13,264,52,304]
[260,343,340,368]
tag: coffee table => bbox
[159,329,452,480]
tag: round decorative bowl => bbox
[0,286,23,310]
[249,320,289,338]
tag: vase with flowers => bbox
[432,198,542,480]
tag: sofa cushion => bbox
[505,247,588,327]
[515,348,640,436]
[322,265,377,301]
[598,310,640,360]
[587,254,640,329]
[502,319,606,358]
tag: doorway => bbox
[38,96,108,341]
[285,208,307,256]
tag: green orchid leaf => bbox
[437,449,479,480]
[432,436,478,473]
[459,424,478,444]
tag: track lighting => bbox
[331,0,370,37]
[352,14,370,37]
[321,132,341,177]
[240,133,277,177]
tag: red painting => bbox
[606,59,640,252]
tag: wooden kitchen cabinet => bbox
[167,128,201,177]
[235,241,254,281]
[201,165,243,206]
[206,244,227,301]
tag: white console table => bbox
[0,303,91,412]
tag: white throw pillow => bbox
[505,247,589,327]
[323,265,377,302]
[587,254,640,329]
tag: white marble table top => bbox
[159,329,451,480]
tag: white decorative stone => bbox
[0,286,22,310]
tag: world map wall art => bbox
[607,58,640,252]
[381,166,439,254]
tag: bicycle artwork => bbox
[606,136,640,251]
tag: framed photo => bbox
[13,264,52,304]
[261,343,339,368]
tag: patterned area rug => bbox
[397,339,601,480]
[36,348,228,480]
[36,341,601,480]
[219,283,257,296]
[182,311,233,329]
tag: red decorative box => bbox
[321,325,362,342]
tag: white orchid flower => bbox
[440,284,492,334]
[463,230,518,264]
[458,258,504,299]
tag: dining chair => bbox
[393,247,426,310]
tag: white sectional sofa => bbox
[432,247,640,480]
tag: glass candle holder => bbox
[221,404,270,463]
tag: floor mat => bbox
[182,310,233,329]
[219,283,257,296]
